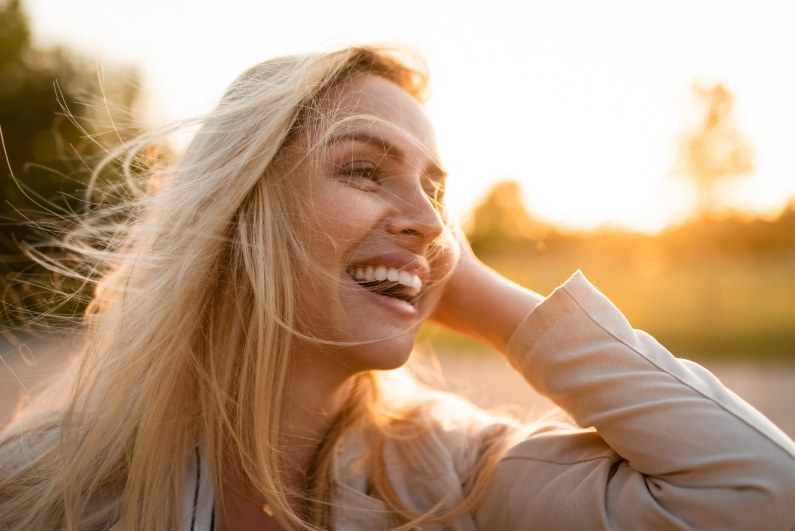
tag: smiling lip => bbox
[347,253,431,283]
[345,253,430,317]
[348,265,422,291]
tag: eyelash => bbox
[425,183,445,212]
[423,180,443,201]
[336,160,446,209]
[338,160,382,189]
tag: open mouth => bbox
[347,265,422,304]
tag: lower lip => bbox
[349,277,419,320]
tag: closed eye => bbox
[337,160,382,190]
[423,177,446,212]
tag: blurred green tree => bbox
[1,0,140,329]
[676,83,754,216]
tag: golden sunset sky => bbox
[23,0,795,233]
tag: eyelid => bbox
[422,176,446,211]
[424,172,445,193]
[339,159,379,176]
[336,159,383,190]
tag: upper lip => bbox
[346,252,431,284]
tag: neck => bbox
[279,349,362,486]
[217,350,359,530]
[279,360,356,486]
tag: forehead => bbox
[312,74,439,159]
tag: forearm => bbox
[501,272,795,528]
[431,254,544,355]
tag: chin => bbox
[349,332,416,372]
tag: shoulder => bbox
[365,362,584,481]
[0,422,62,528]
[0,419,61,473]
[416,395,621,492]
[379,384,535,480]
[0,420,125,530]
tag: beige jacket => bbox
[185,273,795,530]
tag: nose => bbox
[385,184,445,247]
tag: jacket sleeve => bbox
[475,272,795,530]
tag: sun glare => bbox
[22,0,795,234]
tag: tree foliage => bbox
[465,180,550,254]
[676,83,755,216]
[467,181,795,358]
[1,0,140,329]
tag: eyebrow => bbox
[325,131,448,181]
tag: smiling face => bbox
[283,74,453,374]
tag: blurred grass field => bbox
[421,227,795,362]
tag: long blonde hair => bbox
[0,46,512,530]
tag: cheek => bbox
[418,226,460,311]
[306,186,387,252]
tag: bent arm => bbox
[430,247,544,354]
[475,272,795,529]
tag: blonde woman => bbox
[1,46,794,531]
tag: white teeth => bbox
[356,266,374,281]
[374,266,387,281]
[349,266,423,292]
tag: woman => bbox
[1,46,794,531]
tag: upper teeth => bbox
[349,266,422,291]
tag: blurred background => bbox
[1,0,793,433]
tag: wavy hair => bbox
[0,46,513,530]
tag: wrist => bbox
[432,257,544,355]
